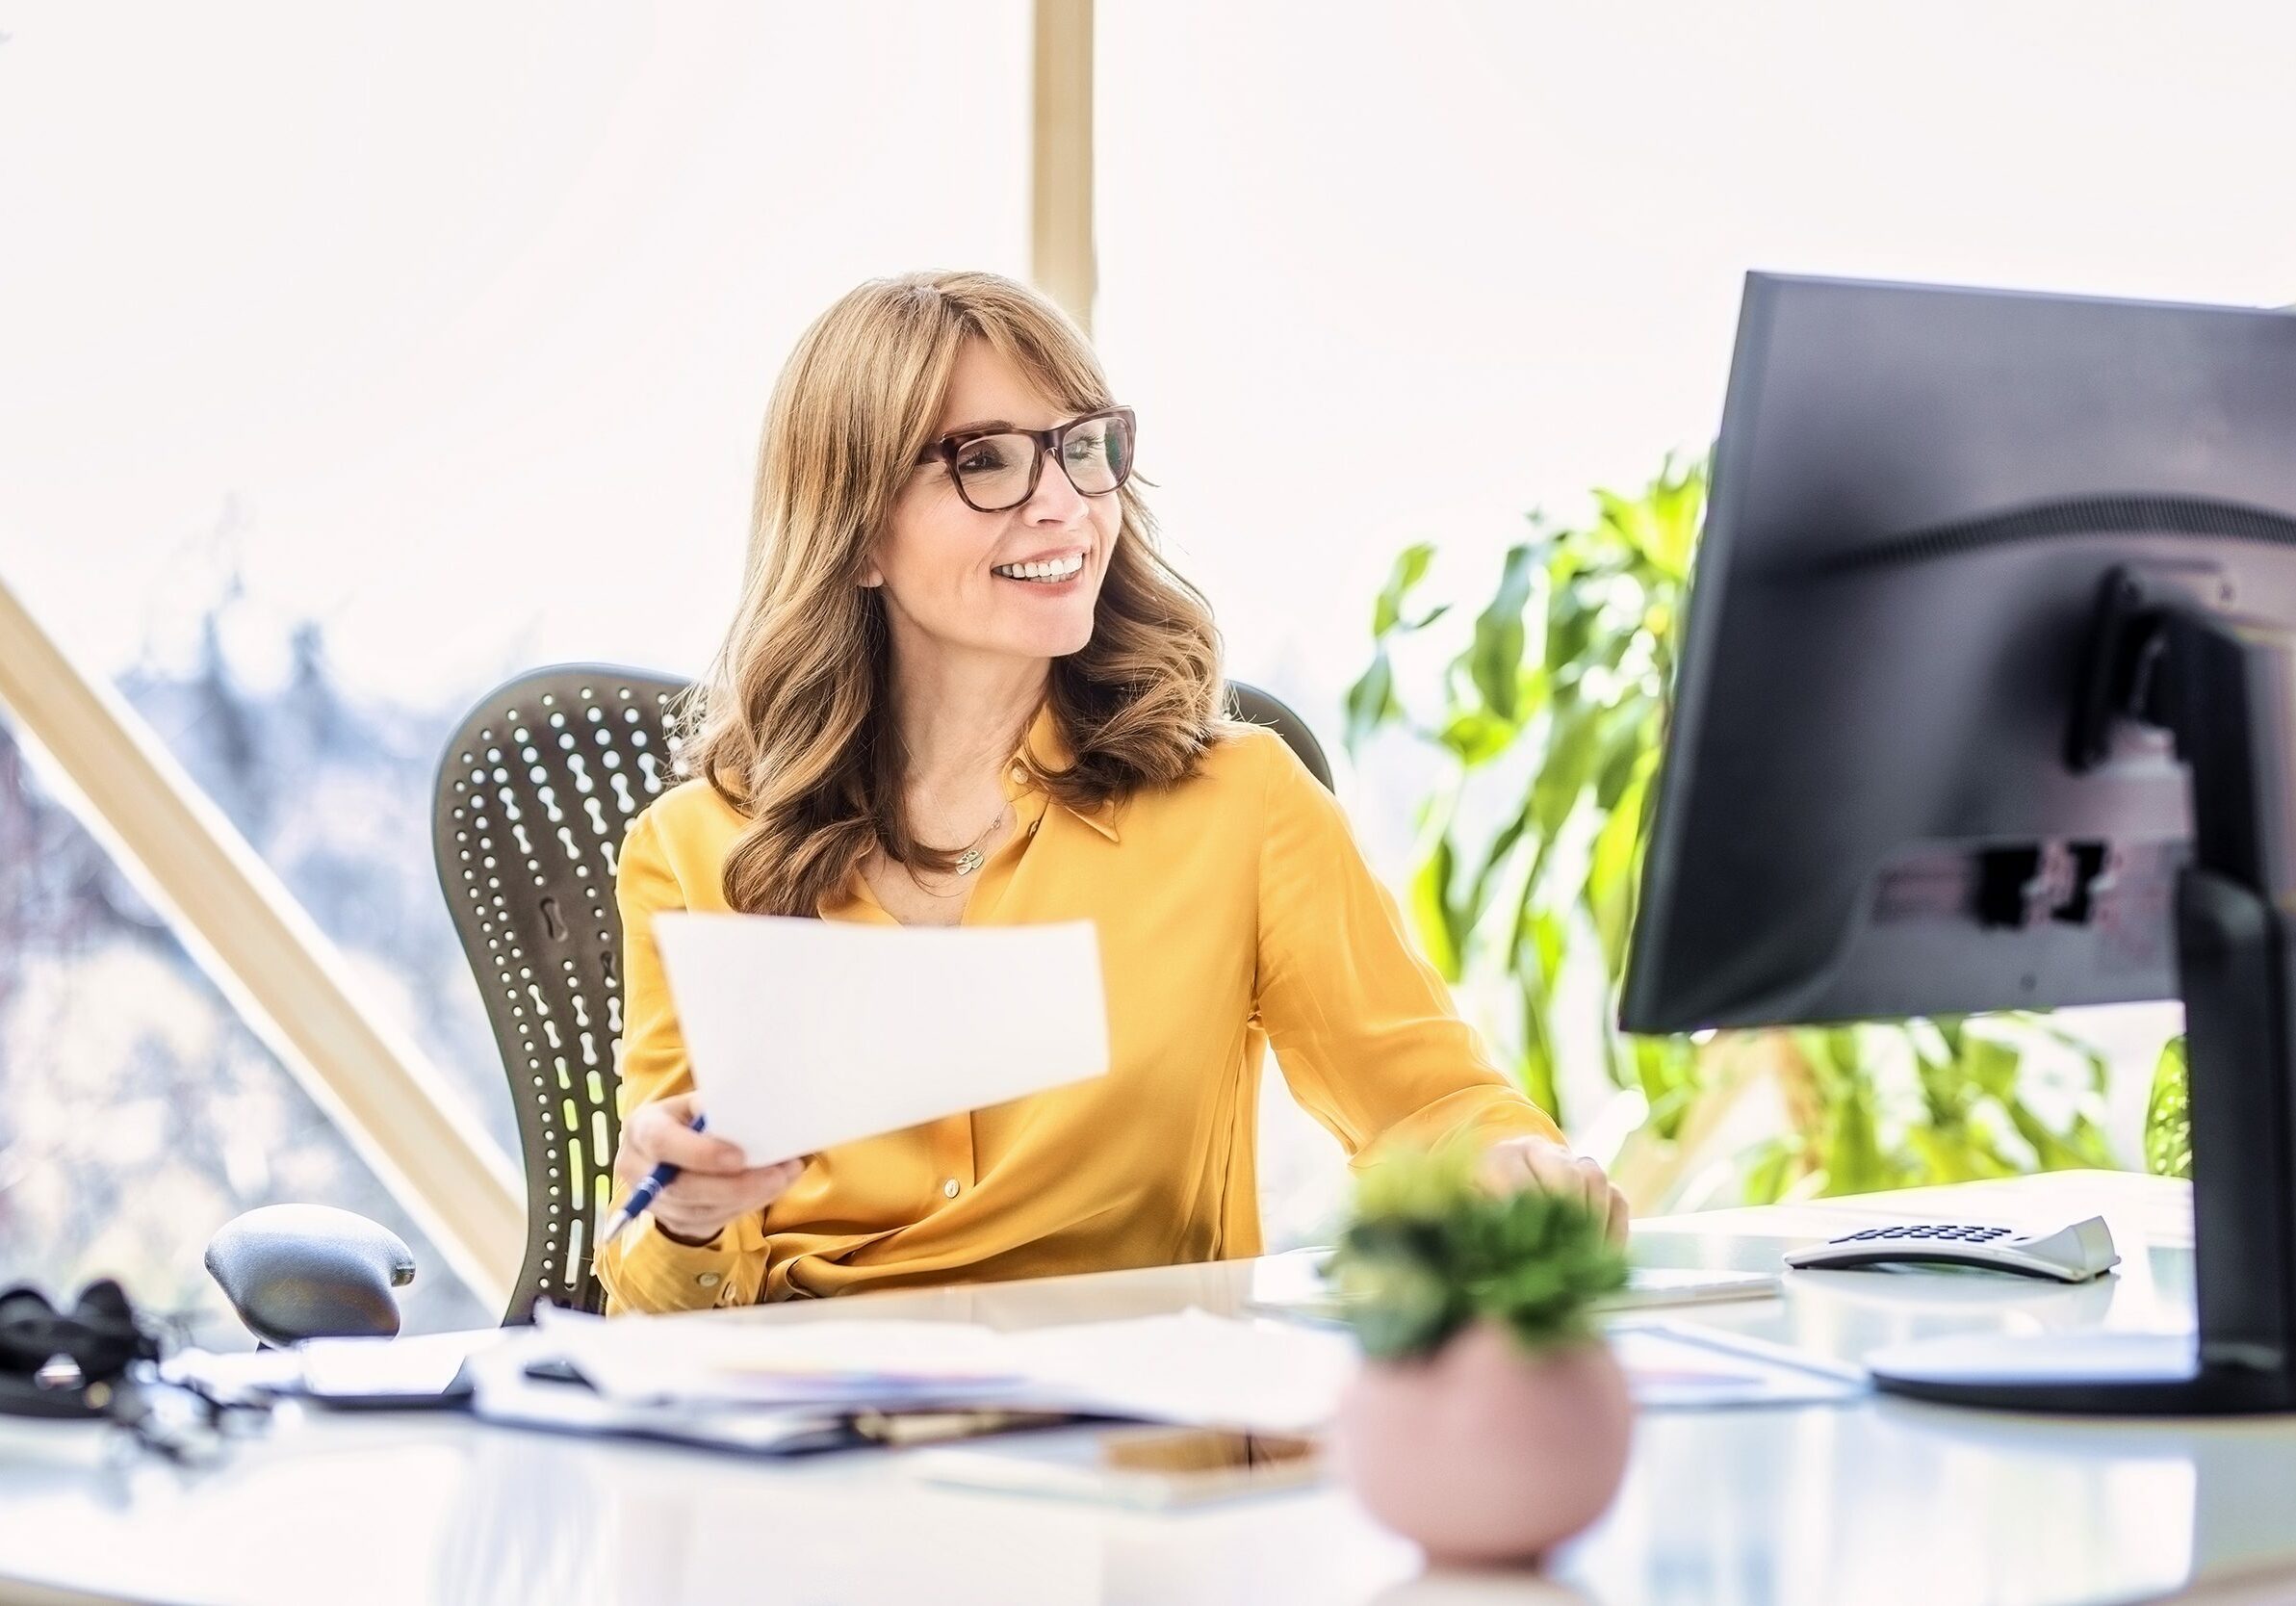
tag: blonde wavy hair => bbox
[675,271,1228,918]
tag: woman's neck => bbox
[887,653,1050,810]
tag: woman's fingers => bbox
[643,1158,806,1242]
[622,1098,750,1175]
[1480,1137,1633,1246]
[660,1160,805,1217]
[1605,1176,1633,1245]
[1473,1139,1539,1194]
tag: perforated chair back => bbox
[433,665,1331,1321]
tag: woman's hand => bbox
[1478,1135,1631,1246]
[613,1091,806,1248]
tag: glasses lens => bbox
[1060,415,1131,496]
[951,433,1038,510]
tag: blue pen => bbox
[596,1111,707,1248]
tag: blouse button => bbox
[695,1271,722,1289]
[942,1179,962,1199]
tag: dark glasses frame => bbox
[915,406,1138,513]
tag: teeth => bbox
[994,554,1085,582]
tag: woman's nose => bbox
[1022,457,1091,524]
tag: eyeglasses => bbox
[916,406,1137,513]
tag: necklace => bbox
[946,801,1012,878]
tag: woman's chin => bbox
[1027,623,1096,660]
[993,604,1098,660]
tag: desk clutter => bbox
[162,1298,1863,1464]
[38,1210,2118,1476]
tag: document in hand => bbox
[650,913,1110,1166]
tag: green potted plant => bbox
[1329,1144,1633,1566]
[1347,456,2132,1207]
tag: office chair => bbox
[203,664,1332,1343]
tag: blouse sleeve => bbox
[1251,732,1564,1166]
[593,806,771,1314]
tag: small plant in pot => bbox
[1329,1143,1634,1567]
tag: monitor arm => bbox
[2119,575,2296,1398]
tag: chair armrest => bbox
[203,1204,416,1347]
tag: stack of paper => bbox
[531,1305,1360,1435]
[1007,1310,1359,1436]
[535,1308,1033,1412]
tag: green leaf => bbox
[1586,761,1652,968]
[1596,454,1706,581]
[2145,1037,2192,1179]
[1518,985,1562,1127]
[1343,651,1397,754]
[1409,833,1464,981]
[1963,1036,2023,1101]
[1464,805,1534,934]
[1372,542,1438,637]
[1438,710,1518,767]
[1469,544,1537,721]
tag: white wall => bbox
[1097,0,2296,744]
[0,2,1031,694]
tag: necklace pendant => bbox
[954,847,985,876]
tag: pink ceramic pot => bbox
[1333,1320,1634,1567]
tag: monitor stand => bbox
[1870,567,2296,1414]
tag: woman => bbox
[597,271,1625,1314]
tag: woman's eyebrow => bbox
[938,418,1016,437]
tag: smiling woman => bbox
[593,270,1617,1314]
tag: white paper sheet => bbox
[1006,1310,1361,1434]
[298,1328,508,1398]
[651,913,1110,1166]
[536,1306,1026,1408]
[1608,1321,1869,1409]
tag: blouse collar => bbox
[1009,701,1121,842]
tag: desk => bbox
[2,1172,2291,1606]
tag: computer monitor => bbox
[1621,272,2296,1413]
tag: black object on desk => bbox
[1623,272,2296,1414]
[0,1278,162,1421]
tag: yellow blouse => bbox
[596,704,1562,1314]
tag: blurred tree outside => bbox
[0,557,503,1342]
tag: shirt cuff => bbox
[1359,1085,1565,1167]
[599,1214,751,1314]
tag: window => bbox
[0,6,1031,1336]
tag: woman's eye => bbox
[1064,435,1105,464]
[957,444,1012,475]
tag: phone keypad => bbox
[1830,1224,2014,1244]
